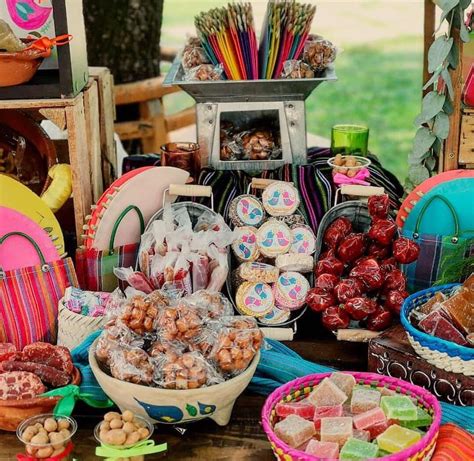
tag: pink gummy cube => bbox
[276,401,316,420]
[353,407,387,430]
[329,372,357,396]
[350,388,381,414]
[274,414,316,448]
[353,429,370,442]
[320,416,353,447]
[307,377,348,407]
[367,419,397,439]
[305,439,340,458]
[380,387,397,397]
[313,404,343,429]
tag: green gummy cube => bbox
[340,438,379,460]
[400,407,432,429]
[380,395,417,421]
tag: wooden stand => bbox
[0,76,108,242]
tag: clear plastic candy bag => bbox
[109,347,154,385]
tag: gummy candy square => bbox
[353,407,386,430]
[353,429,370,442]
[313,404,343,429]
[307,377,348,407]
[400,407,432,429]
[340,437,379,460]
[381,396,417,421]
[305,439,340,458]
[276,400,315,420]
[350,388,381,414]
[274,414,315,448]
[329,372,357,397]
[376,424,421,453]
[320,416,353,447]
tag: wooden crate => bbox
[458,108,474,168]
[0,78,103,242]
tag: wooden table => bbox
[0,315,369,460]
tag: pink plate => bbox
[396,170,474,227]
[0,207,60,271]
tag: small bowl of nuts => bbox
[16,414,77,459]
[94,410,153,449]
[327,154,371,178]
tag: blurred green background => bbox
[161,1,425,181]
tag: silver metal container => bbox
[164,54,337,171]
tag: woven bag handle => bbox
[414,194,460,242]
[0,231,47,270]
[108,205,145,254]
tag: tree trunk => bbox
[83,0,164,84]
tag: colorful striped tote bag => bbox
[0,231,78,349]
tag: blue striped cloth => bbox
[250,339,474,433]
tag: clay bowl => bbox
[0,366,81,432]
[0,43,49,87]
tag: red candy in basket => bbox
[383,269,406,293]
[306,288,336,313]
[384,290,408,315]
[334,278,365,303]
[366,307,393,331]
[275,401,316,420]
[349,258,384,291]
[367,194,390,219]
[337,233,366,263]
[367,242,391,260]
[344,297,379,321]
[315,255,344,277]
[323,217,353,249]
[368,219,397,246]
[314,273,340,292]
[392,237,420,264]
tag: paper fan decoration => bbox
[0,175,65,254]
[84,167,190,251]
[0,207,60,271]
[396,170,474,227]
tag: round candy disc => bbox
[262,182,300,216]
[290,224,316,255]
[236,282,274,317]
[232,226,259,262]
[229,195,265,227]
[259,305,291,325]
[274,271,310,310]
[256,219,292,257]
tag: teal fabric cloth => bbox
[250,339,474,432]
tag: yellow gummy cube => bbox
[376,424,421,453]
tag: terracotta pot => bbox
[0,46,49,87]
[0,366,81,432]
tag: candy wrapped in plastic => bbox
[314,274,340,292]
[109,347,154,385]
[113,267,154,294]
[303,35,337,71]
[188,326,217,358]
[138,231,155,277]
[184,63,223,81]
[154,351,224,390]
[334,278,365,303]
[182,46,210,70]
[315,254,344,277]
[367,242,391,260]
[95,322,145,366]
[344,297,379,321]
[156,302,203,342]
[306,288,336,313]
[384,289,408,314]
[188,253,209,292]
[235,128,281,161]
[383,269,406,293]
[281,60,315,79]
[337,233,367,263]
[366,307,393,331]
[367,194,390,219]
[323,217,353,249]
[207,245,229,293]
[392,237,420,264]
[208,316,263,376]
[118,294,166,335]
[183,36,202,52]
[321,306,350,330]
[173,251,192,296]
[368,219,397,246]
[148,338,185,362]
[186,290,233,319]
[350,258,384,291]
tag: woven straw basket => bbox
[261,372,441,461]
[401,284,474,376]
[57,299,107,350]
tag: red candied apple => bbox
[368,219,397,246]
[349,258,384,291]
[366,307,393,331]
[367,242,391,260]
[334,278,365,303]
[344,297,379,321]
[314,273,340,292]
[315,255,344,277]
[323,217,353,249]
[307,288,336,313]
[368,194,390,219]
[321,306,351,330]
[383,269,406,293]
[384,290,409,315]
[337,233,367,263]
[380,257,398,274]
[392,237,420,264]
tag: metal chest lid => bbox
[163,54,337,102]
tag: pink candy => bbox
[320,416,353,447]
[353,407,387,430]
[329,372,357,397]
[313,404,343,430]
[367,419,396,439]
[353,429,371,442]
[274,414,316,448]
[307,377,348,407]
[350,388,381,414]
[305,439,340,458]
[276,400,315,420]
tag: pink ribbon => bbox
[333,168,371,186]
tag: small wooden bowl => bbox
[0,45,49,87]
[0,366,81,432]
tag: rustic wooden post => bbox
[423,0,437,92]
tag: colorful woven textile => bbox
[432,423,474,460]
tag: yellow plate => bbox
[0,175,65,254]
